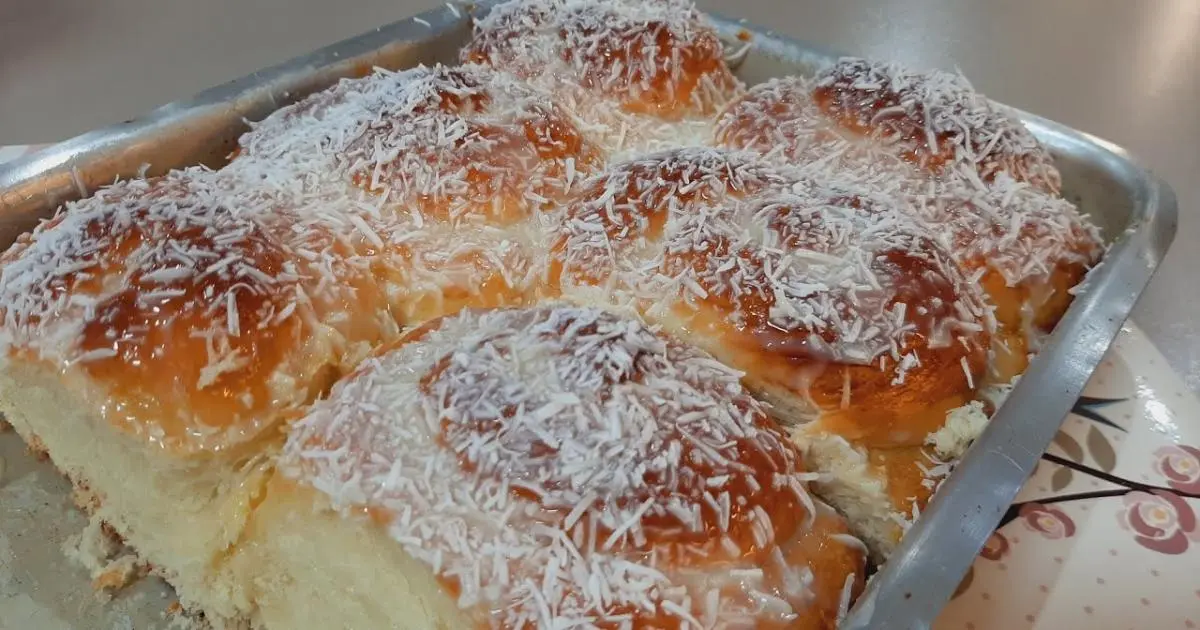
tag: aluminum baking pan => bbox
[0,3,1177,628]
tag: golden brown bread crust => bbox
[0,171,396,455]
[554,147,992,449]
[979,260,1090,381]
[462,0,744,160]
[808,58,1061,192]
[463,0,740,120]
[714,59,1061,192]
[232,62,606,328]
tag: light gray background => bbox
[2,0,1198,388]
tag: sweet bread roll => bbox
[237,304,866,629]
[922,183,1102,380]
[232,62,604,325]
[554,147,992,449]
[0,168,399,620]
[715,73,921,191]
[0,62,606,625]
[716,59,1060,192]
[464,0,743,156]
[715,59,1103,379]
[552,147,995,559]
[810,59,1064,191]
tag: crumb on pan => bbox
[91,554,146,594]
[162,605,214,630]
[162,605,246,630]
[25,433,50,461]
[981,375,1020,409]
[925,377,1021,461]
[62,514,146,599]
[71,482,105,514]
[100,520,125,545]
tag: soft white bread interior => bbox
[230,478,467,630]
[790,391,1006,560]
[0,361,268,622]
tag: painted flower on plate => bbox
[1154,445,1200,494]
[980,531,1010,561]
[1117,490,1200,555]
[1019,503,1076,540]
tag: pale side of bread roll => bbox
[0,362,267,621]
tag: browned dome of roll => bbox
[0,169,398,454]
[231,62,606,326]
[716,59,1063,192]
[463,0,741,120]
[552,147,993,449]
[715,60,1104,380]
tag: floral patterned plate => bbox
[938,323,1200,630]
[0,145,1196,629]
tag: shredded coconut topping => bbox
[716,75,922,190]
[465,0,738,117]
[0,64,611,451]
[0,169,391,451]
[715,63,1103,293]
[557,147,990,367]
[915,175,1103,288]
[236,63,602,226]
[285,304,862,628]
[465,0,743,159]
[230,63,617,322]
[230,62,609,323]
[812,58,1061,192]
[0,0,1105,615]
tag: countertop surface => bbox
[2,0,1198,388]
